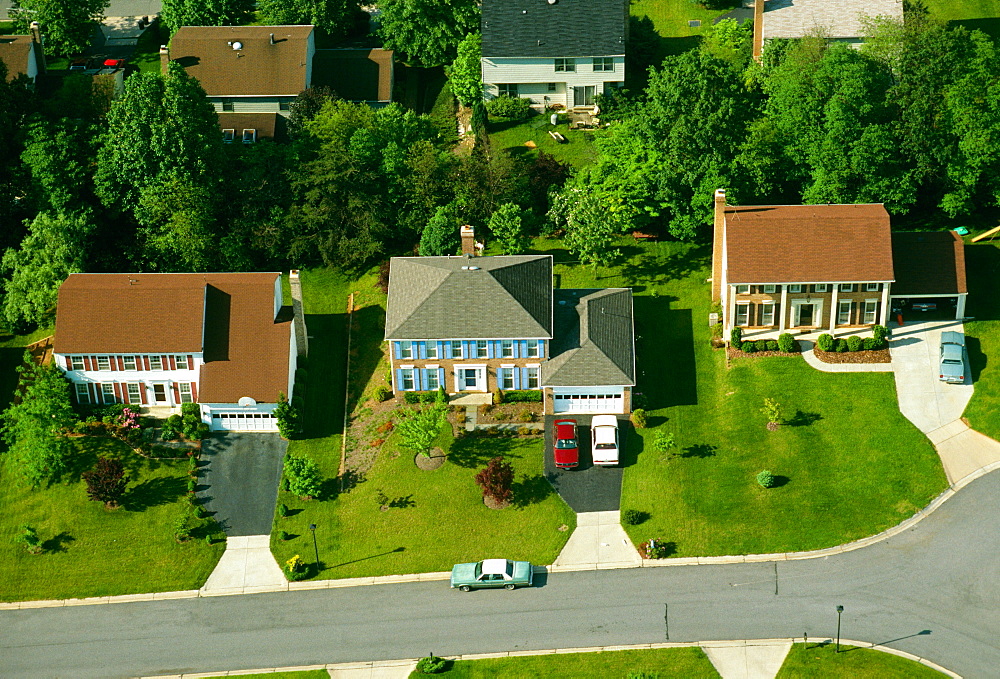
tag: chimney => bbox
[29,21,41,45]
[752,0,764,62]
[711,189,727,303]
[270,33,276,45]
[159,45,169,74]
[460,225,476,256]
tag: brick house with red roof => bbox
[52,273,297,432]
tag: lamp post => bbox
[309,523,319,566]
[835,605,844,653]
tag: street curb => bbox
[137,637,961,678]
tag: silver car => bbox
[939,331,965,384]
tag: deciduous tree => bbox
[549,183,634,267]
[82,457,130,509]
[257,0,359,38]
[396,404,447,457]
[283,453,323,499]
[449,33,482,107]
[418,204,459,256]
[488,202,530,255]
[377,0,479,67]
[160,0,254,33]
[475,456,514,506]
[9,0,107,56]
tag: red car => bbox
[553,419,579,469]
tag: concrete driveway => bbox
[199,433,287,536]
[890,320,973,434]
[544,415,625,513]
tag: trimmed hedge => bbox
[777,333,796,352]
[501,390,543,403]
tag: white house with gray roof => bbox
[752,0,903,61]
[481,0,628,110]
[384,254,636,414]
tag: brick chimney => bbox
[159,45,169,74]
[460,224,476,256]
[29,21,41,45]
[752,0,764,62]
[28,21,45,75]
[711,189,727,303]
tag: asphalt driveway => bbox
[544,415,625,513]
[199,433,287,537]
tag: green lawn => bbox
[926,0,1000,39]
[541,236,947,557]
[489,115,599,169]
[961,242,1000,439]
[777,643,947,678]
[133,20,170,75]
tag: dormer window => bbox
[222,101,234,112]
[242,129,256,144]
[554,58,575,72]
[222,129,235,143]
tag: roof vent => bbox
[232,41,243,50]
[548,0,557,4]
[468,266,481,271]
[522,9,528,14]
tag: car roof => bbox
[593,426,616,444]
[481,558,509,574]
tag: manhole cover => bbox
[688,19,701,27]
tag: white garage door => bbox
[552,390,624,414]
[210,412,278,431]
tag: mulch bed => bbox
[483,495,511,510]
[414,448,446,471]
[479,402,543,424]
[726,348,801,360]
[813,348,891,364]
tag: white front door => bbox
[454,365,486,392]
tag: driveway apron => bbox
[199,433,287,536]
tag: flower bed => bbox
[479,402,543,424]
[813,348,891,364]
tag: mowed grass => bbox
[961,242,1000,440]
[413,647,719,678]
[926,0,1000,39]
[0,437,224,602]
[537,236,946,557]
[777,643,948,678]
[489,115,599,169]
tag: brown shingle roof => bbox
[170,25,313,96]
[0,35,35,81]
[54,273,292,404]
[725,203,895,284]
[312,49,394,102]
[217,112,285,141]
[890,231,968,296]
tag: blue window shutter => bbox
[420,368,428,390]
[393,342,402,359]
[437,341,445,359]
[520,340,529,358]
[462,341,470,358]
[418,342,427,359]
[521,367,529,388]
[396,369,404,390]
[444,342,452,359]
[438,368,445,391]
[512,341,519,359]
[538,340,545,358]
[513,368,521,389]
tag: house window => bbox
[126,383,142,404]
[222,129,235,143]
[175,355,188,370]
[123,356,136,371]
[526,366,540,389]
[399,368,415,391]
[839,283,855,293]
[97,356,111,371]
[498,83,518,97]
[499,367,515,390]
[179,383,193,403]
[425,342,438,359]
[525,340,540,358]
[399,341,414,359]
[788,284,803,293]
[814,284,829,293]
[735,285,750,294]
[279,101,290,111]
[865,283,880,292]
[763,285,776,294]
[475,340,488,358]
[222,101,234,112]
[838,300,852,325]
[75,383,90,404]
[760,302,775,326]
[450,341,463,358]
[735,303,750,327]
[547,82,557,92]
[501,340,514,358]
[863,300,879,324]
[149,355,163,371]
[593,57,614,72]
[101,383,116,404]
[69,356,85,371]
[426,369,440,391]
[554,58,576,72]
[242,129,256,144]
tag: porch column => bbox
[778,285,788,333]
[880,284,891,326]
[829,286,839,334]
[727,285,737,338]
[956,293,967,320]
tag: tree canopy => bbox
[377,0,480,67]
[257,0,360,38]
[160,0,254,33]
[9,0,107,57]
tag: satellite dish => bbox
[232,41,243,50]
[238,396,257,407]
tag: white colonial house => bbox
[52,272,297,432]
[481,0,627,109]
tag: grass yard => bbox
[926,0,1000,39]
[777,643,947,678]
[132,20,169,75]
[538,236,947,557]
[960,242,1000,440]
[489,115,599,169]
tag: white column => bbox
[956,294,967,320]
[880,284,890,326]
[829,286,839,333]
[727,285,737,338]
[779,285,788,333]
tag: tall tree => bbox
[549,184,635,268]
[257,0,359,38]
[160,0,254,33]
[488,203,530,255]
[377,0,479,67]
[20,117,95,214]
[0,63,36,252]
[418,204,459,256]
[287,85,341,139]
[449,33,482,107]
[9,0,107,56]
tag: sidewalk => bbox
[201,535,285,595]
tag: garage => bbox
[552,387,624,414]
[891,296,960,322]
[209,411,278,432]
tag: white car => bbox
[590,415,620,466]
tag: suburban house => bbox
[312,48,394,106]
[0,22,44,84]
[52,273,297,432]
[480,0,627,110]
[165,25,317,142]
[711,190,968,340]
[384,235,636,414]
[751,0,903,61]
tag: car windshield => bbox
[595,443,616,450]
[556,438,577,448]
[943,359,962,365]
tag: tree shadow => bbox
[770,475,790,488]
[448,434,523,468]
[681,443,717,459]
[123,476,186,511]
[62,436,105,483]
[330,546,406,569]
[388,494,415,509]
[301,313,348,439]
[785,410,822,427]
[620,243,712,286]
[344,305,388,423]
[42,532,75,553]
[510,474,553,508]
[634,298,697,409]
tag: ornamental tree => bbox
[475,456,514,506]
[283,453,323,499]
[396,403,447,457]
[82,457,130,509]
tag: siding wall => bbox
[211,97,294,115]
[482,56,625,107]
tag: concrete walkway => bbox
[928,420,1000,485]
[552,511,641,570]
[798,340,893,372]
[201,535,286,595]
[703,640,792,679]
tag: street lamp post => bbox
[836,605,844,653]
[309,524,319,566]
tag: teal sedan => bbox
[450,558,534,592]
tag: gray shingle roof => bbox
[384,256,553,340]
[543,289,635,387]
[481,0,627,58]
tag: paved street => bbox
[4,467,1000,678]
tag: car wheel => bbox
[459,585,471,592]
[505,583,516,590]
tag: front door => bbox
[153,383,168,404]
[458,367,484,392]
[573,85,595,107]
[798,304,815,327]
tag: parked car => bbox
[450,558,533,592]
[103,58,125,68]
[69,58,88,71]
[939,331,966,384]
[553,418,579,469]
[591,415,620,466]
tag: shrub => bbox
[161,414,182,440]
[730,327,743,350]
[766,340,779,352]
[517,409,535,423]
[16,524,42,554]
[835,338,849,352]
[742,342,756,353]
[652,431,675,454]
[283,453,323,499]
[754,339,767,352]
[180,403,206,440]
[756,470,776,488]
[622,509,645,526]
[186,478,196,493]
[436,386,448,404]
[760,398,781,425]
[817,334,834,352]
[485,95,532,119]
[475,456,515,505]
[630,408,647,428]
[873,324,888,345]
[492,389,504,405]
[82,457,129,509]
[632,392,648,410]
[371,385,390,403]
[283,554,309,581]
[278,503,288,518]
[777,333,796,353]
[294,367,308,385]
[847,335,863,352]
[502,390,543,403]
[404,392,438,404]
[173,513,193,542]
[645,538,672,559]
[863,337,878,351]
[415,655,448,674]
[278,530,289,541]
[274,392,300,439]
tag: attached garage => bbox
[552,387,625,414]
[206,408,278,432]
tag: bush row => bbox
[730,328,798,354]
[816,326,888,352]
[485,95,533,120]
